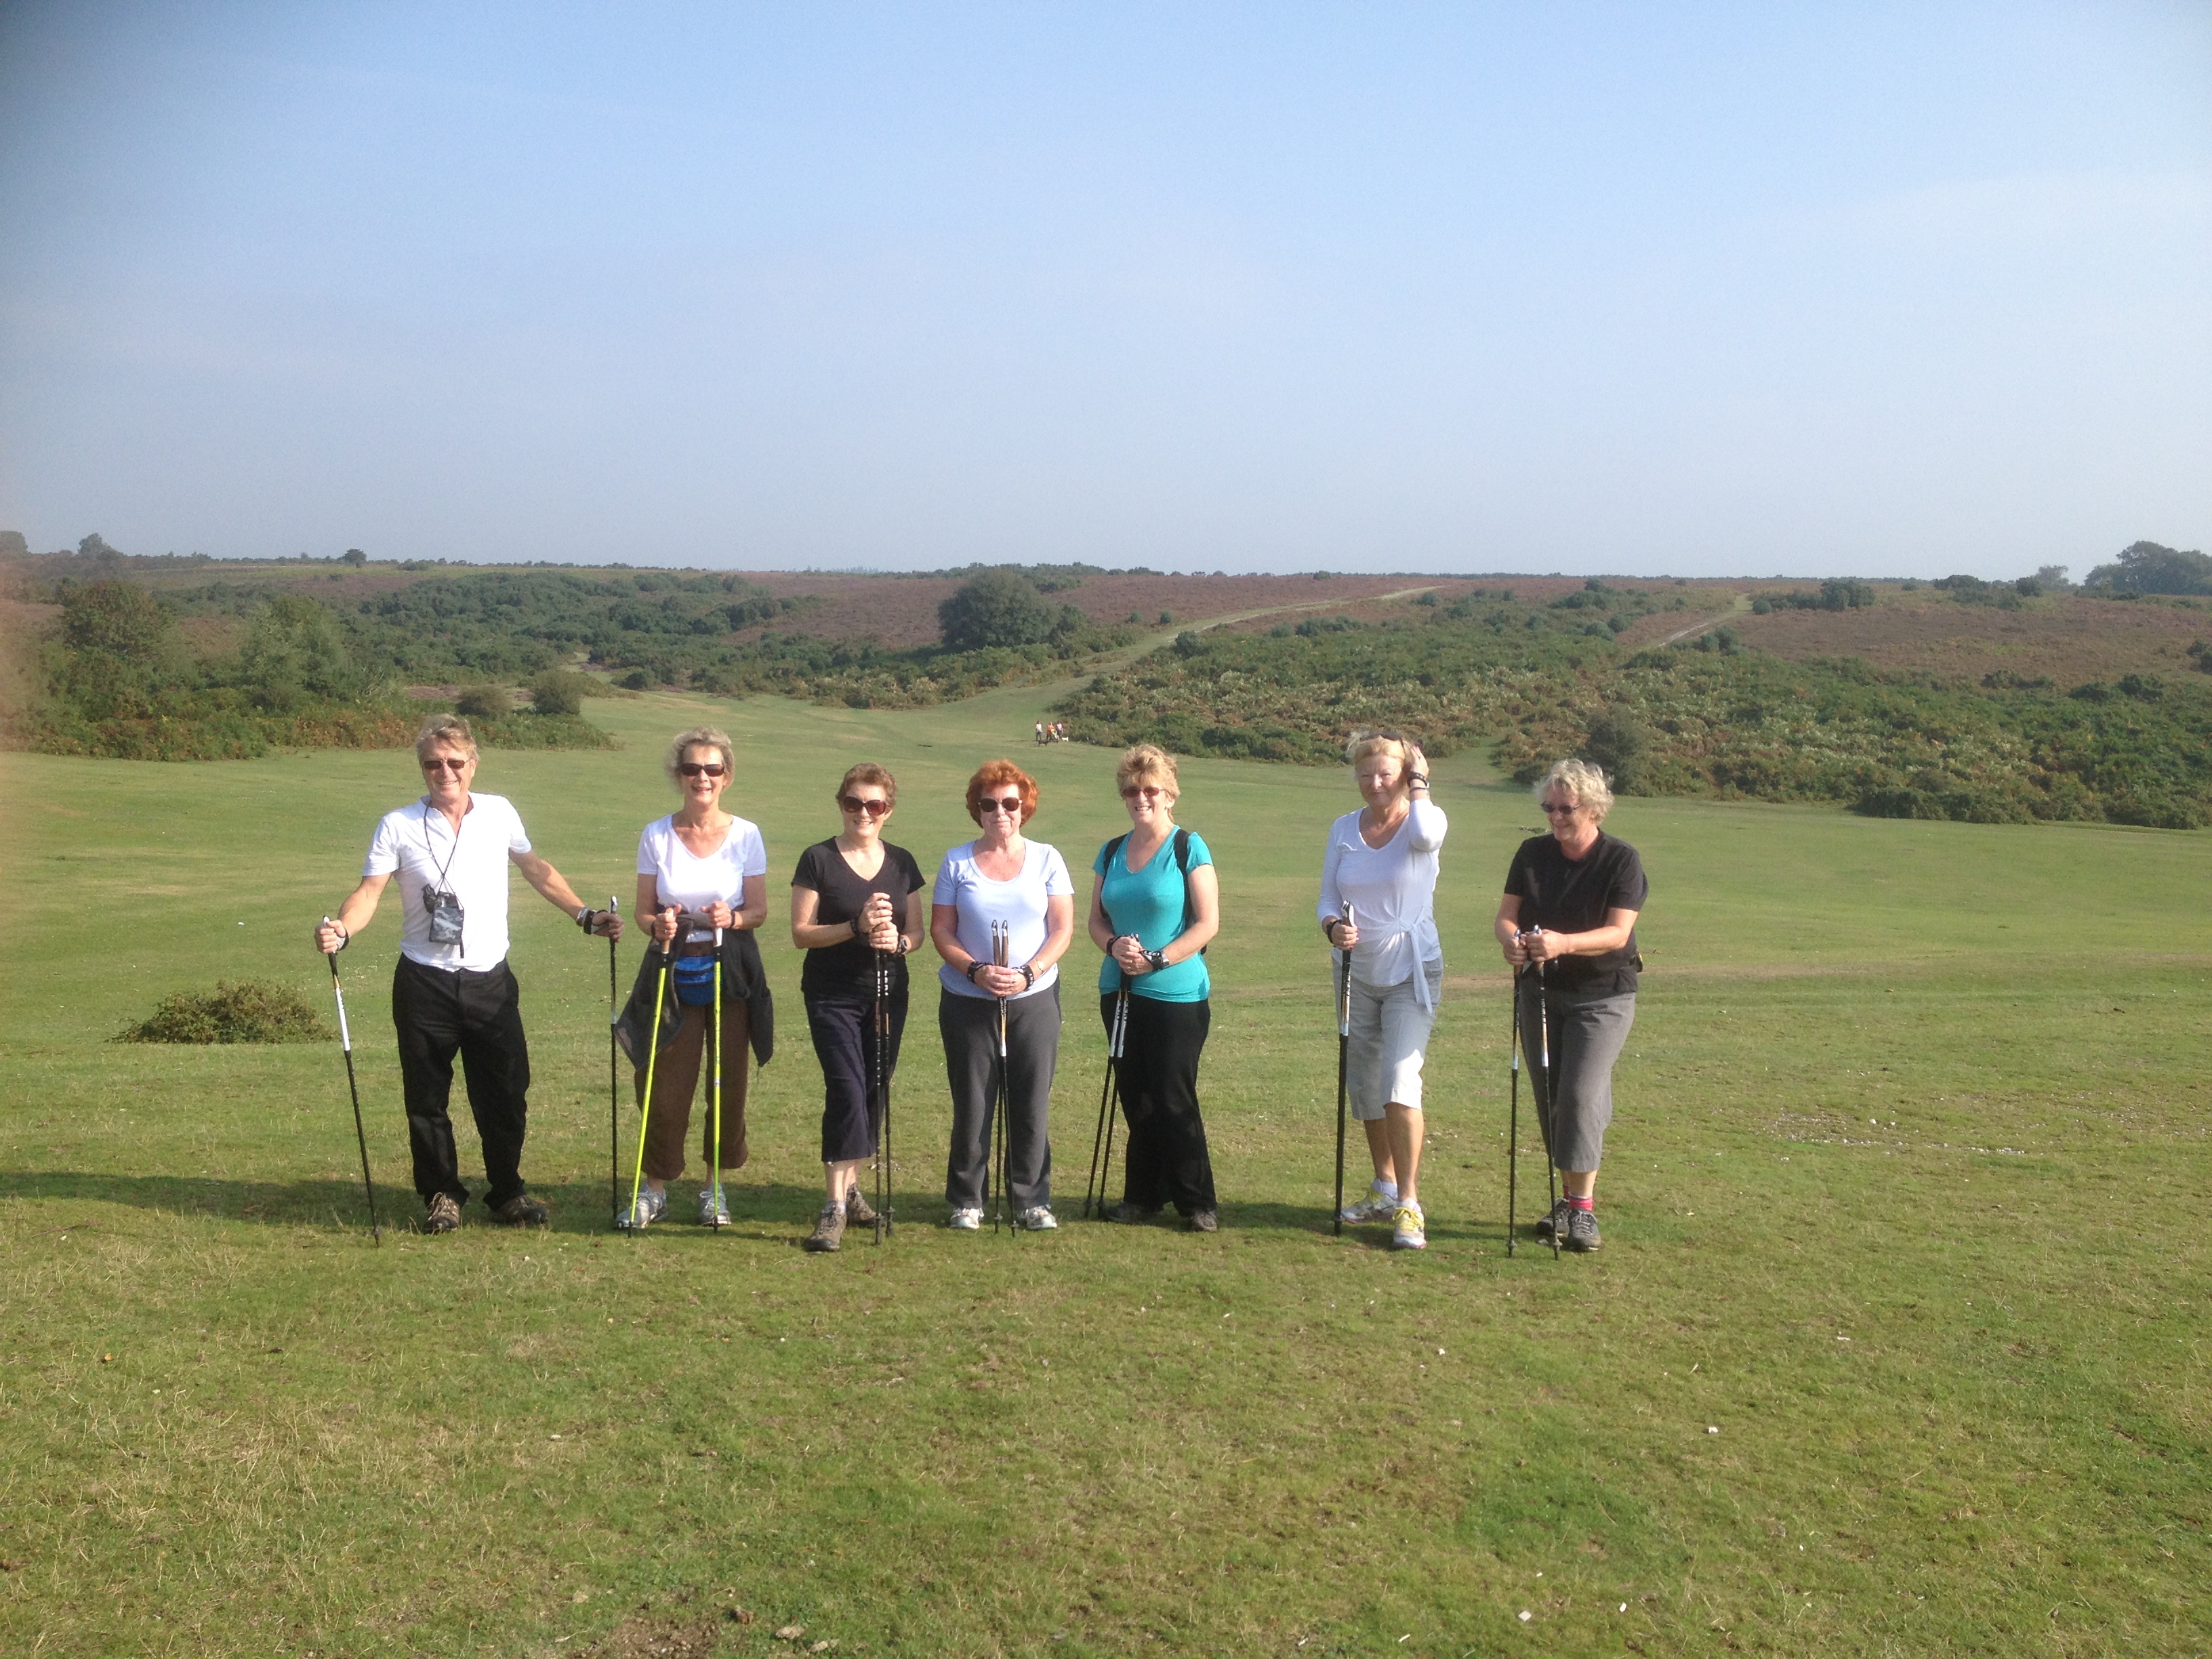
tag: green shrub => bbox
[119,980,332,1044]
[527,668,592,716]
[455,684,511,718]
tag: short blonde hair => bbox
[664,726,736,783]
[415,714,478,764]
[1534,758,1614,823]
[1114,743,1179,800]
[1345,728,1413,770]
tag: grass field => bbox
[2,681,2207,1658]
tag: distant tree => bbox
[1581,708,1652,792]
[939,569,1054,651]
[2081,541,2212,596]
[241,594,367,707]
[1159,611,1174,626]
[0,531,27,558]
[60,580,178,659]
[78,533,122,560]
[455,684,512,718]
[2034,565,2072,590]
[527,668,588,716]
[342,548,367,566]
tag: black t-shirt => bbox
[1503,831,1648,998]
[792,839,926,998]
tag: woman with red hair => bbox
[929,759,1076,1230]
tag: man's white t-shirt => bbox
[364,794,533,972]
[636,815,769,947]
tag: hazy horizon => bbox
[3,3,2206,579]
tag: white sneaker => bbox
[1017,1206,1059,1231]
[617,1186,668,1230]
[1339,1183,1398,1225]
[947,1207,983,1231]
[1389,1202,1427,1251]
[698,1183,730,1227]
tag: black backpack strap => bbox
[1173,827,1206,954]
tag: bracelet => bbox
[1019,962,1036,989]
[1324,918,1343,944]
[1408,773,1428,787]
[964,960,985,983]
[1143,947,1168,972]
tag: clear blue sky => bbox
[1,2,2205,577]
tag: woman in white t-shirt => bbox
[928,759,1076,1231]
[621,725,769,1229]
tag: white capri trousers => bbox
[1345,961,1443,1120]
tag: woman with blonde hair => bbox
[789,762,926,1252]
[930,759,1076,1230]
[1318,729,1448,1250]
[1086,743,1221,1228]
[1494,758,1646,1253]
[615,726,771,1228]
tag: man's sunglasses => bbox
[838,795,891,817]
[979,796,1024,815]
[421,757,471,773]
[678,762,728,778]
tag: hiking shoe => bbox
[1339,1183,1398,1225]
[1565,1206,1601,1252]
[487,1193,548,1227]
[698,1183,731,1227]
[1017,1206,1059,1231]
[843,1187,878,1227]
[947,1207,983,1231]
[1186,1209,1219,1233]
[617,1186,668,1231]
[1534,1197,1572,1242]
[804,1202,846,1253]
[1389,1203,1427,1251]
[1103,1201,1160,1224]
[424,1193,462,1234]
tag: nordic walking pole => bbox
[624,915,673,1231]
[708,923,726,1229]
[1084,973,1128,1219]
[1332,903,1354,1237]
[1535,948,1561,1261]
[1097,985,1127,1217]
[992,920,1015,1238]
[873,944,891,1244]
[1507,962,1521,1257]
[607,896,619,1229]
[321,920,381,1246]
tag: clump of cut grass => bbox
[117,979,331,1044]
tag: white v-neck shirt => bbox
[637,814,768,945]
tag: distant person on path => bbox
[1035,722,1046,745]
[930,760,1076,1230]
[312,714,622,1233]
[790,763,926,1252]
[1495,758,1645,1254]
[617,726,773,1228]
[1086,744,1221,1229]
[1318,729,1448,1251]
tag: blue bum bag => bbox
[672,952,720,1006]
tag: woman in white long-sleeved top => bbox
[1317,729,1448,1250]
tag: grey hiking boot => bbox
[1534,1198,1572,1242]
[843,1186,878,1227]
[1185,1209,1218,1233]
[1104,1201,1160,1224]
[488,1193,549,1227]
[424,1193,463,1234]
[804,1202,847,1253]
[1565,1206,1601,1252]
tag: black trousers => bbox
[1103,993,1215,1213]
[391,954,532,1210]
[805,987,909,1164]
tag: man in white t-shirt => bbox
[313,715,623,1233]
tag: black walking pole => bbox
[607,896,619,1229]
[1084,975,1128,1219]
[1508,962,1521,1256]
[321,920,381,1246]
[1332,904,1354,1237]
[1535,952,1561,1261]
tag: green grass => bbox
[2,685,2207,1657]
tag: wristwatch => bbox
[1143,947,1168,972]
[964,960,986,983]
[574,905,595,931]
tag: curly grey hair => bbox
[664,725,737,785]
[1534,757,1614,823]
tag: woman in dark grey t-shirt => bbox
[1494,758,1647,1253]
[789,763,927,1252]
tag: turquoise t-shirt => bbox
[1092,830,1212,1002]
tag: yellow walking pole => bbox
[708,923,726,1229]
[623,914,672,1231]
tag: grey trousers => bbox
[1517,982,1635,1173]
[941,983,1059,1212]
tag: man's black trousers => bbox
[391,954,533,1210]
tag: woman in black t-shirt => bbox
[1494,758,1647,1253]
[789,763,928,1252]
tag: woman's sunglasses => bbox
[1120,783,1166,800]
[979,796,1024,815]
[678,762,728,778]
[1542,801,1580,817]
[838,795,891,817]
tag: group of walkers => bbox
[313,714,1645,1255]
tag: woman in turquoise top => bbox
[1086,743,1222,1229]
